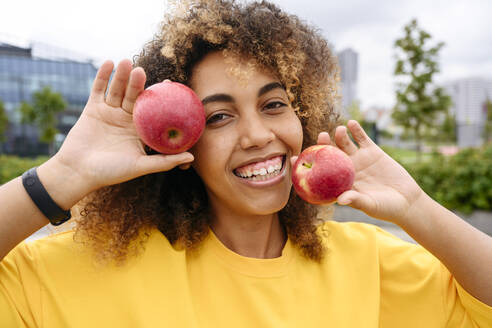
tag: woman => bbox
[1,1,491,327]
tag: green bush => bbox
[0,155,49,185]
[405,144,492,214]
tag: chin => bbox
[245,193,291,216]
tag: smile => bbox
[233,155,286,183]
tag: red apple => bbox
[133,80,205,154]
[292,145,355,205]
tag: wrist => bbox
[36,157,94,211]
[397,191,434,231]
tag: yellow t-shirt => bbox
[1,221,491,327]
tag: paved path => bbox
[26,226,52,241]
[331,205,492,244]
[26,224,73,242]
[328,205,417,243]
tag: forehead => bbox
[190,51,279,92]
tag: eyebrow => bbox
[201,82,285,106]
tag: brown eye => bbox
[206,113,231,125]
[264,101,287,111]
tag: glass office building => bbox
[0,42,97,155]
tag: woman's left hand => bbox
[293,120,426,225]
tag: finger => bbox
[317,132,331,145]
[347,120,374,148]
[290,155,298,167]
[106,59,133,108]
[121,67,146,114]
[135,152,194,175]
[334,126,358,155]
[179,163,191,170]
[337,190,375,211]
[90,60,114,102]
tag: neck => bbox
[210,207,287,259]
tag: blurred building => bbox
[444,77,492,147]
[337,48,359,118]
[0,39,97,156]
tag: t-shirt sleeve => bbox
[445,273,492,327]
[0,241,42,327]
[374,225,492,328]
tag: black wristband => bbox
[22,167,71,226]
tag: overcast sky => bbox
[1,0,491,109]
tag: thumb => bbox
[135,152,194,175]
[337,190,375,212]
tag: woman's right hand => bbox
[46,60,194,197]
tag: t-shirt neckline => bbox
[205,227,295,278]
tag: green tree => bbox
[16,101,36,155]
[484,100,492,143]
[440,108,456,143]
[423,107,456,145]
[0,100,9,153]
[18,101,36,124]
[392,19,451,162]
[19,87,67,155]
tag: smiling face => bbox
[189,51,303,217]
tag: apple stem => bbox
[302,162,312,169]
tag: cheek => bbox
[280,112,303,155]
[190,132,230,178]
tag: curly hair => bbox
[73,0,341,265]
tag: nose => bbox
[238,111,275,150]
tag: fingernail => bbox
[184,155,194,162]
[337,198,351,206]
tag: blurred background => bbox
[1,0,491,240]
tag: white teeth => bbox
[234,156,285,180]
[239,170,253,178]
[235,164,283,180]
